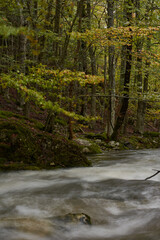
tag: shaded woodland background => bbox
[0,0,160,140]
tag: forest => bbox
[0,0,160,169]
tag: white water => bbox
[0,149,160,240]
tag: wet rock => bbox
[124,141,134,149]
[108,141,120,149]
[55,213,91,225]
[0,217,54,236]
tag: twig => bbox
[145,169,160,180]
[79,94,160,102]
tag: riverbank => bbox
[0,109,160,171]
[0,110,91,170]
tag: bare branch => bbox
[145,169,160,180]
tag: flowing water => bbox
[0,149,160,240]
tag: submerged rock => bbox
[54,213,91,225]
[0,213,91,237]
[0,217,54,236]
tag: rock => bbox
[74,138,92,147]
[124,141,134,149]
[95,139,102,144]
[74,138,102,154]
[0,217,54,236]
[0,111,91,170]
[82,147,91,153]
[108,141,120,148]
[55,213,91,225]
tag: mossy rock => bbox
[87,143,102,154]
[0,111,91,170]
[84,132,107,141]
[74,138,102,154]
[121,134,160,150]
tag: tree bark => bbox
[87,0,97,118]
[110,41,132,140]
[106,0,115,136]
[135,0,145,134]
[135,40,144,133]
[53,0,61,67]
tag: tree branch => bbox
[145,169,160,180]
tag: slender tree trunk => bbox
[111,0,133,140]
[87,0,97,118]
[103,50,108,123]
[136,40,144,133]
[76,0,88,117]
[106,0,115,136]
[60,11,78,68]
[119,45,127,93]
[53,0,61,67]
[19,4,30,117]
[135,0,145,134]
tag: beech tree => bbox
[0,0,160,139]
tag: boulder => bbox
[108,141,120,149]
[0,111,91,170]
[74,138,92,147]
[74,138,102,154]
[55,213,91,225]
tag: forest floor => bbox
[0,91,160,171]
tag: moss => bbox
[0,110,27,120]
[88,143,102,154]
[53,140,91,168]
[0,111,91,170]
[84,132,107,141]
[0,163,41,171]
[143,132,160,138]
[120,133,160,150]
[54,117,67,126]
[32,120,44,130]
[0,110,45,131]
[0,157,7,163]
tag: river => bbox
[0,149,160,240]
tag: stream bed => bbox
[0,149,160,240]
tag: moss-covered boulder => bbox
[74,138,102,154]
[120,134,160,150]
[0,111,91,170]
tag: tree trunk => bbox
[135,0,145,134]
[60,11,78,68]
[106,0,115,136]
[53,0,61,67]
[111,0,133,140]
[76,0,88,117]
[19,4,30,117]
[135,39,144,133]
[110,41,132,140]
[87,0,97,118]
[119,45,127,93]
